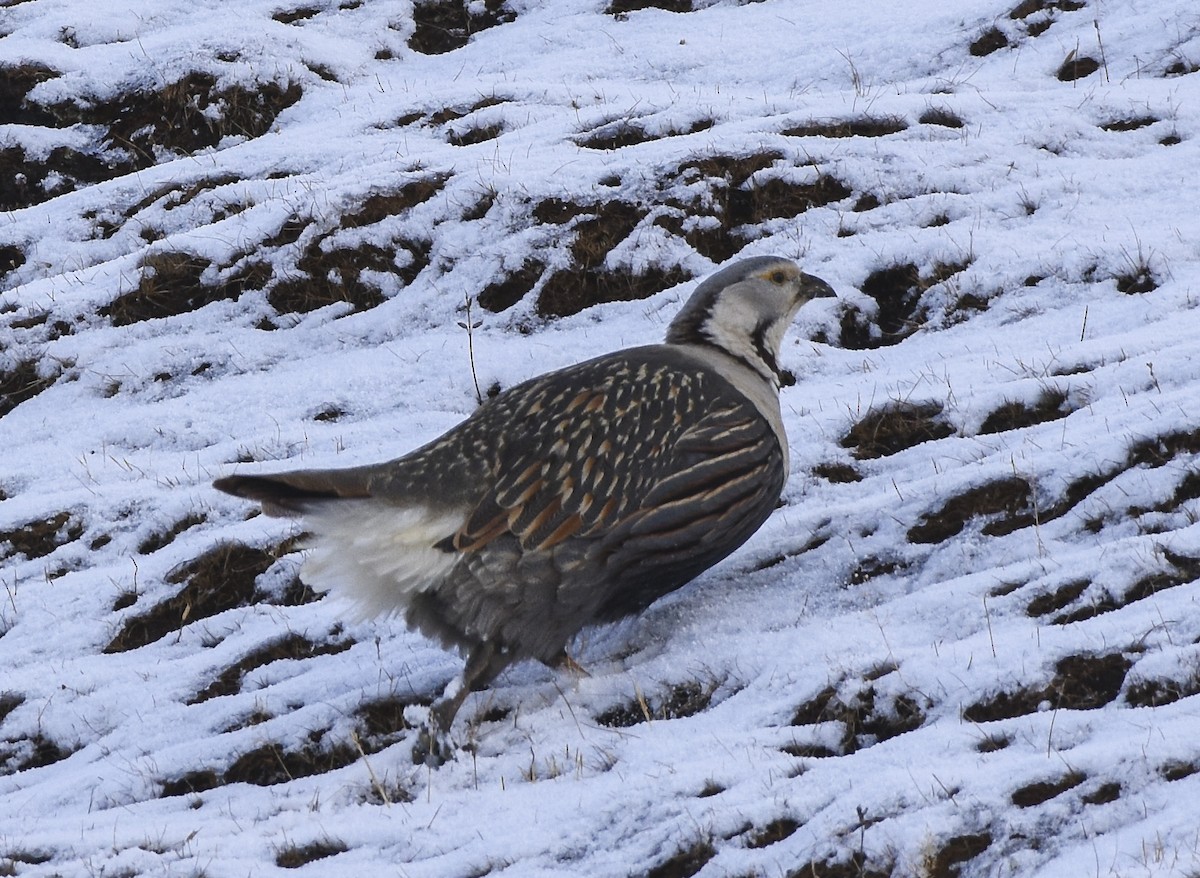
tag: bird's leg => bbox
[548,649,591,677]
[413,640,514,766]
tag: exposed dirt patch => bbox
[964,684,1044,724]
[0,849,53,872]
[408,0,515,54]
[103,73,302,159]
[0,242,25,277]
[1125,669,1200,708]
[750,533,830,573]
[173,703,415,797]
[734,175,853,224]
[0,357,66,418]
[1009,0,1085,18]
[102,252,271,326]
[447,121,504,146]
[105,542,279,652]
[1161,760,1199,782]
[190,633,353,703]
[1128,427,1200,469]
[970,27,1009,56]
[646,838,715,878]
[786,852,892,878]
[3,70,298,211]
[0,143,133,212]
[265,177,444,317]
[674,151,781,188]
[923,832,992,878]
[840,260,971,349]
[273,573,320,607]
[790,682,926,755]
[137,512,207,555]
[781,741,839,759]
[597,680,717,728]
[355,692,430,744]
[1115,262,1157,294]
[1101,116,1158,132]
[979,388,1070,434]
[0,693,23,726]
[276,839,348,869]
[1057,53,1100,82]
[990,581,1023,598]
[783,116,908,138]
[223,735,361,786]
[538,262,688,318]
[920,107,965,129]
[0,510,83,561]
[847,556,907,585]
[609,0,694,12]
[0,733,75,776]
[1011,771,1085,807]
[311,405,344,422]
[0,62,61,125]
[975,732,1011,752]
[746,817,800,849]
[969,0,1084,57]
[349,179,448,226]
[1049,653,1133,708]
[841,400,954,459]
[272,6,322,24]
[478,260,546,312]
[1025,580,1089,617]
[529,199,691,317]
[1052,550,1200,624]
[907,476,1033,543]
[1082,781,1121,805]
[963,652,1130,722]
[654,151,851,262]
[107,173,252,240]
[812,462,862,483]
[159,769,221,797]
[577,117,713,150]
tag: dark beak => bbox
[801,273,837,299]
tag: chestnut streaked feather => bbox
[213,255,835,763]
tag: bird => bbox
[214,255,835,763]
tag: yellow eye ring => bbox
[769,270,788,284]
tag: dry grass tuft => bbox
[907,476,1033,543]
[783,116,908,138]
[0,510,82,561]
[104,542,279,653]
[841,400,953,460]
[275,839,348,869]
[409,0,515,55]
[963,652,1130,722]
[645,838,715,878]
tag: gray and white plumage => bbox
[214,255,835,761]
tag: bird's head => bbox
[666,256,836,387]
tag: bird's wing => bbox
[606,401,784,569]
[449,353,781,557]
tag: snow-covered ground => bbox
[3,0,1200,874]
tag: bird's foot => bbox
[407,698,461,767]
[411,722,454,767]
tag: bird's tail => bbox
[213,470,372,516]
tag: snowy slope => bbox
[3,0,1200,875]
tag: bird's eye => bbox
[769,270,788,284]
